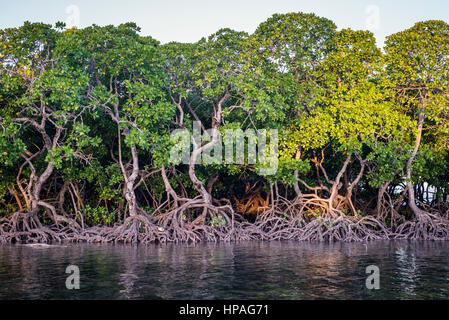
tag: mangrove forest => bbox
[1,12,449,244]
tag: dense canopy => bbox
[1,13,449,243]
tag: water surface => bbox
[0,241,448,299]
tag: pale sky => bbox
[1,0,449,47]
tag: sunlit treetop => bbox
[385,20,449,88]
[254,12,336,74]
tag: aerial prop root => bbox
[395,211,449,240]
[153,197,240,242]
[96,214,168,244]
[1,208,77,243]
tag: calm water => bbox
[0,241,448,299]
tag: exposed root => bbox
[153,198,237,243]
[0,209,80,244]
[394,212,449,240]
[2,197,449,244]
[75,214,167,244]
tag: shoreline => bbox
[2,214,449,244]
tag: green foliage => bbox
[80,205,116,226]
[2,14,449,226]
[210,215,226,228]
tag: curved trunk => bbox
[328,153,352,213]
[161,165,179,208]
[406,111,427,218]
[207,175,219,195]
[188,93,229,205]
[376,181,391,218]
[124,145,140,217]
[24,160,55,226]
[345,154,365,216]
[189,141,213,205]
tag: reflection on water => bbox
[0,241,448,299]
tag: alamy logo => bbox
[170,121,278,175]
[365,265,380,290]
[65,265,80,290]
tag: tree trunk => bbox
[328,153,352,214]
[406,110,427,218]
[376,181,391,218]
[345,154,365,216]
[161,165,179,208]
[188,93,230,205]
[124,145,140,217]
